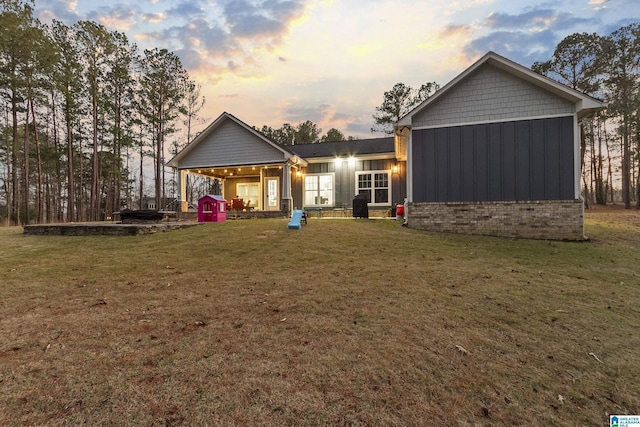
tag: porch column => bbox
[179,169,188,212]
[281,162,292,213]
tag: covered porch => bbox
[176,160,305,215]
[167,112,307,216]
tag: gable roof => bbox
[288,137,394,160]
[167,112,305,168]
[397,51,605,127]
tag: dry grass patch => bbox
[1,212,639,426]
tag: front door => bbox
[265,177,279,211]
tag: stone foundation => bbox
[408,200,585,240]
[23,222,201,236]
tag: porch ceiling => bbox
[185,162,298,179]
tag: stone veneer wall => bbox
[408,200,585,240]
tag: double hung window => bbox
[356,171,390,205]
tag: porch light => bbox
[224,169,228,173]
[296,170,302,178]
[392,164,399,174]
[197,170,201,173]
[252,167,256,171]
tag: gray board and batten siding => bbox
[289,138,406,209]
[411,116,575,203]
[293,158,404,209]
[410,61,577,204]
[175,118,289,169]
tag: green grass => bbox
[0,212,639,426]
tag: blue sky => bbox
[34,0,637,139]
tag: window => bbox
[304,174,334,206]
[356,170,390,205]
[236,183,259,208]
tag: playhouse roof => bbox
[199,194,226,202]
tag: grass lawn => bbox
[0,210,639,426]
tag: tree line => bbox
[531,25,640,209]
[0,0,200,225]
[258,121,357,145]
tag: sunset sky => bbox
[34,0,636,140]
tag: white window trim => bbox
[236,182,259,209]
[355,170,392,206]
[303,173,335,208]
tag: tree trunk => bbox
[11,89,20,225]
[29,83,44,223]
[90,83,99,221]
[51,91,63,222]
[23,98,30,225]
[66,109,75,222]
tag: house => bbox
[166,113,404,217]
[396,51,605,239]
[167,51,604,239]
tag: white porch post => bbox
[179,169,188,212]
[282,162,292,213]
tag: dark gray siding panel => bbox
[529,120,546,200]
[448,127,462,201]
[461,126,475,201]
[423,132,437,202]
[559,120,575,197]
[545,120,561,199]
[435,128,449,202]
[411,116,575,202]
[487,123,502,201]
[473,126,488,201]
[515,122,531,199]
[501,122,516,200]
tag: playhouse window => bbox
[356,170,390,205]
[304,174,334,206]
